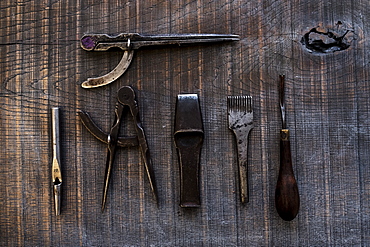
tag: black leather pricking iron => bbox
[78,86,157,211]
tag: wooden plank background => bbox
[1,0,370,246]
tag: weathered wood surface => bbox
[1,0,370,246]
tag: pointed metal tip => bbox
[216,34,240,41]
[199,33,240,40]
[55,201,60,216]
[230,34,240,40]
[148,179,159,206]
[240,194,249,204]
[53,184,62,216]
[101,196,107,212]
[101,201,106,212]
[153,191,159,206]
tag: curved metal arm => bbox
[81,50,134,88]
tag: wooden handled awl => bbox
[275,75,300,221]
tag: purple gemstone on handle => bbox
[81,36,96,50]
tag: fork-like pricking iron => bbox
[228,96,254,203]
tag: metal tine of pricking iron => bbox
[227,96,254,203]
[228,96,252,113]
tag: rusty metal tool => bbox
[80,33,239,88]
[78,86,157,211]
[275,75,300,221]
[227,96,254,203]
[51,107,62,216]
[174,94,204,207]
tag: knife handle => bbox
[275,129,300,221]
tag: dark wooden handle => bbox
[275,129,300,221]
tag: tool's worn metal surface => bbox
[80,33,239,88]
[1,0,370,246]
[228,96,254,204]
[79,86,158,211]
[51,107,62,216]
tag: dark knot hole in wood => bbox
[301,27,352,53]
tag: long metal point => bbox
[148,170,159,204]
[101,178,109,212]
[101,161,112,212]
[54,183,61,216]
[101,194,107,212]
[101,180,108,212]
[101,143,115,212]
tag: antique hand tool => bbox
[80,33,240,88]
[78,86,157,211]
[275,75,300,221]
[227,96,254,203]
[51,107,62,216]
[174,94,204,207]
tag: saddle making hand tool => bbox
[275,75,300,221]
[80,33,240,88]
[227,96,254,203]
[78,86,157,211]
[174,94,204,207]
[51,107,62,216]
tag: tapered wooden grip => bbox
[275,129,300,221]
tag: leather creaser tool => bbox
[78,86,158,211]
[174,94,204,207]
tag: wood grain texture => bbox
[1,0,370,246]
